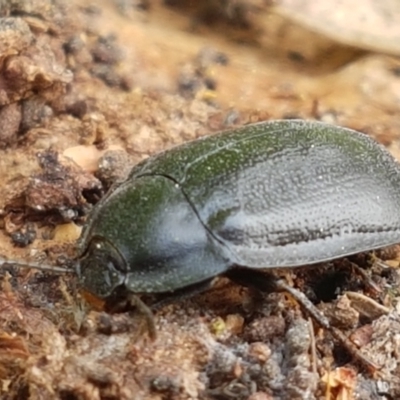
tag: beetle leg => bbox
[273,278,379,373]
[152,278,215,311]
[126,294,157,341]
[225,268,278,293]
[225,267,379,373]
[342,259,382,294]
[124,280,214,340]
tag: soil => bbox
[1,1,400,399]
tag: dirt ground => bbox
[1,1,400,399]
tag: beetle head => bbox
[76,235,127,299]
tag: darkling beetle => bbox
[3,119,400,370]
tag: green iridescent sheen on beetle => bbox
[76,119,400,306]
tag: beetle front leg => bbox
[225,267,378,373]
[126,279,214,340]
[151,278,215,311]
[127,294,157,340]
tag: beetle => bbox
[2,119,400,368]
[76,119,400,300]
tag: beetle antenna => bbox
[0,256,71,274]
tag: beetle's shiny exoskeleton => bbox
[76,119,400,304]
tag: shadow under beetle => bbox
[4,119,400,370]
